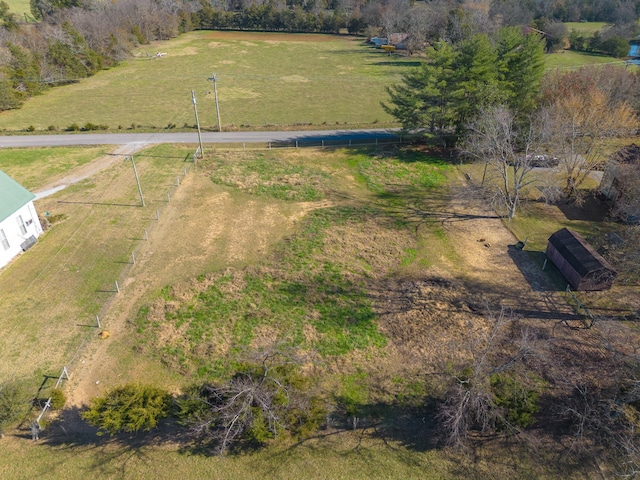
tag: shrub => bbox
[47,125,57,131]
[26,125,35,132]
[82,384,171,436]
[49,388,66,410]
[490,373,540,429]
[177,358,325,454]
[66,123,80,131]
[0,380,31,434]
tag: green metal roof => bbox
[0,170,35,223]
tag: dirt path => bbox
[33,143,149,199]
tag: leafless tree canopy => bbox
[463,106,543,219]
[178,352,325,455]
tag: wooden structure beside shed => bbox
[546,228,616,291]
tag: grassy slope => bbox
[0,31,419,132]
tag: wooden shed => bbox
[546,228,617,291]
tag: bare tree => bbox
[541,75,638,201]
[179,351,324,455]
[463,106,542,219]
[439,308,538,447]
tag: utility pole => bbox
[129,155,145,207]
[192,90,204,159]
[207,72,222,132]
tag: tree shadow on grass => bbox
[555,196,610,222]
[40,406,192,450]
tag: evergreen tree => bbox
[496,27,546,115]
[384,28,546,147]
[383,41,461,147]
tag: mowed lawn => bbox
[0,31,420,132]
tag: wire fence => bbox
[33,156,195,429]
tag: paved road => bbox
[0,129,399,148]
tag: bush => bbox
[66,123,80,131]
[82,384,171,436]
[0,380,31,434]
[81,122,108,131]
[490,373,540,429]
[47,125,57,131]
[177,358,325,454]
[49,388,66,410]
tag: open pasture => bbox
[544,49,625,69]
[0,28,623,133]
[0,31,419,132]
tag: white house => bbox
[0,170,43,269]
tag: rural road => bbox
[0,129,400,148]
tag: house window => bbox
[17,215,27,235]
[0,229,9,251]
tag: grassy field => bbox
[4,0,30,17]
[0,146,109,190]
[544,49,624,69]
[564,21,610,34]
[0,29,625,133]
[0,31,420,132]
[0,144,205,387]
[2,143,617,479]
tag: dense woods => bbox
[0,0,638,110]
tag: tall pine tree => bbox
[383,28,546,147]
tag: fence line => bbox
[33,157,194,429]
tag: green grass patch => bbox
[3,0,31,17]
[564,22,609,34]
[357,152,448,193]
[0,146,110,190]
[545,49,622,69]
[209,151,329,201]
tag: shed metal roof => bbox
[547,228,613,277]
[0,170,35,223]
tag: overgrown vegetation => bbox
[177,354,326,454]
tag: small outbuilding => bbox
[598,143,640,223]
[546,228,616,291]
[0,170,43,269]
